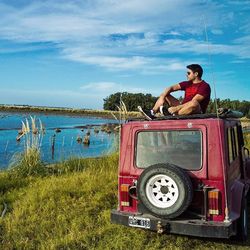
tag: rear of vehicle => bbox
[111,116,249,239]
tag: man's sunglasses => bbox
[187,72,192,75]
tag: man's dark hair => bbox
[187,64,203,78]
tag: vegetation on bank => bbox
[2,95,250,120]
[0,128,249,249]
[0,104,140,119]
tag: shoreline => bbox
[0,104,140,119]
[0,104,249,125]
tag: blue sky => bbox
[0,0,249,109]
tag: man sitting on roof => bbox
[139,64,211,120]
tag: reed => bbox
[111,100,129,123]
[10,116,45,177]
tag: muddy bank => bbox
[0,104,140,119]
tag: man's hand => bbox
[168,106,181,115]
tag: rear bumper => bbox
[111,210,235,239]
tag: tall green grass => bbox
[0,130,249,249]
[0,153,249,249]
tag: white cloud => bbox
[0,0,249,72]
[211,29,224,35]
[72,55,150,70]
[80,82,117,92]
[80,82,149,95]
[0,3,218,42]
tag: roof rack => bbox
[128,110,243,122]
[128,113,215,122]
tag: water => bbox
[0,111,119,169]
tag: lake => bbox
[0,111,119,169]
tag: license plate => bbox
[128,216,150,229]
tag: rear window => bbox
[136,130,202,170]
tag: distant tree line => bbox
[103,92,250,118]
[103,92,158,111]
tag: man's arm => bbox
[192,93,205,103]
[152,84,181,112]
[158,84,181,105]
[161,84,181,98]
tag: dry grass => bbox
[244,131,250,149]
[241,118,250,130]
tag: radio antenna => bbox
[203,16,219,117]
[119,84,122,124]
[203,12,229,222]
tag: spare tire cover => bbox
[137,163,193,219]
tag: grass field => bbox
[0,133,249,249]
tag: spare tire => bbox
[137,163,193,219]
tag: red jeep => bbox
[111,113,250,240]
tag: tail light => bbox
[208,189,221,215]
[120,184,130,207]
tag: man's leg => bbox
[138,93,181,120]
[165,95,181,107]
[152,94,180,113]
[178,99,202,115]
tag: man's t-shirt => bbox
[179,80,211,113]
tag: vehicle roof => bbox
[127,113,242,123]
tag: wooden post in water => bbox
[51,134,56,160]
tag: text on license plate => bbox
[128,216,150,229]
